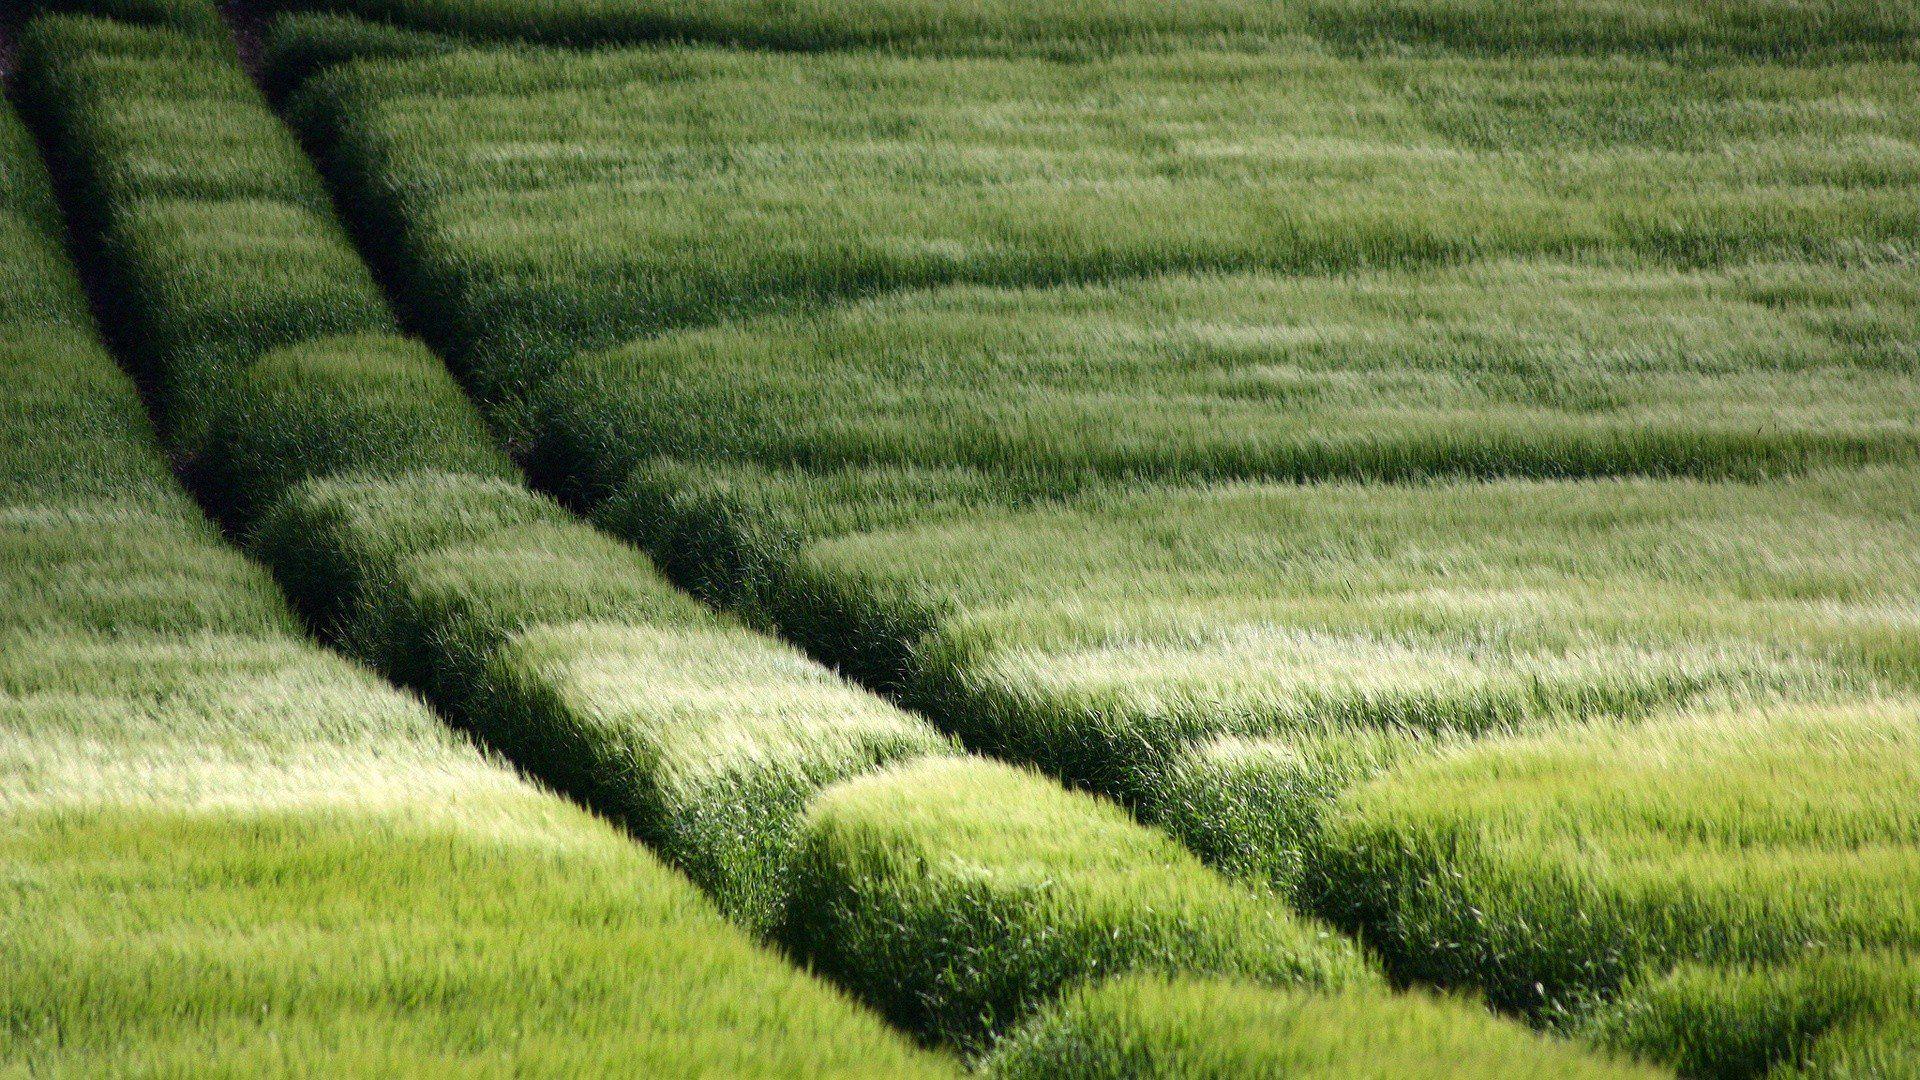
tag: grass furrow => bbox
[0,84,951,1077]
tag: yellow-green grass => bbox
[257,0,1915,60]
[1311,701,1920,1030]
[787,756,1372,1049]
[0,95,950,1076]
[988,975,1664,1078]
[532,259,1920,499]
[1587,952,1920,1077]
[290,42,1919,402]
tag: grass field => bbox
[5,0,1918,1073]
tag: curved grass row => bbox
[0,13,1634,1069]
[0,89,949,1077]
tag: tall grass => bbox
[990,975,1664,1078]
[1311,702,1920,1047]
[14,13,1466,1065]
[0,86,950,1076]
[258,0,1917,59]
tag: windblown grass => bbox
[259,0,1917,59]
[0,86,949,1075]
[989,975,1663,1078]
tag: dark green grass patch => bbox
[785,755,1372,1050]
[1312,701,1920,1022]
[293,44,1590,394]
[15,0,227,36]
[1298,0,1918,60]
[988,975,1663,1078]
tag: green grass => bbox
[15,0,226,36]
[1587,952,1920,1077]
[1311,701,1920,1024]
[15,15,395,453]
[291,41,1920,400]
[532,259,1919,498]
[988,975,1664,1078]
[785,755,1372,1050]
[0,88,951,1075]
[260,0,1916,59]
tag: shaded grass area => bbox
[0,85,948,1076]
[257,0,1916,60]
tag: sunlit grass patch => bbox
[786,755,1371,1049]
[988,975,1664,1078]
[1313,701,1920,1019]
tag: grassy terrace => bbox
[0,89,950,1075]
[11,11,1666,1072]
[276,6,1920,1073]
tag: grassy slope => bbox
[277,14,1920,1073]
[0,93,950,1077]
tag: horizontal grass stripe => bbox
[254,0,1917,59]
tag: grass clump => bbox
[785,755,1372,1050]
[1312,701,1920,1022]
[987,975,1664,1078]
[292,44,1589,393]
[262,0,1314,55]
[533,259,1920,498]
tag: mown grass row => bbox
[273,23,1920,1075]
[0,86,951,1077]
[3,11,1670,1072]
[254,0,1918,60]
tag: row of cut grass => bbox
[0,85,951,1077]
[257,0,1918,59]
[11,13,1525,1065]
